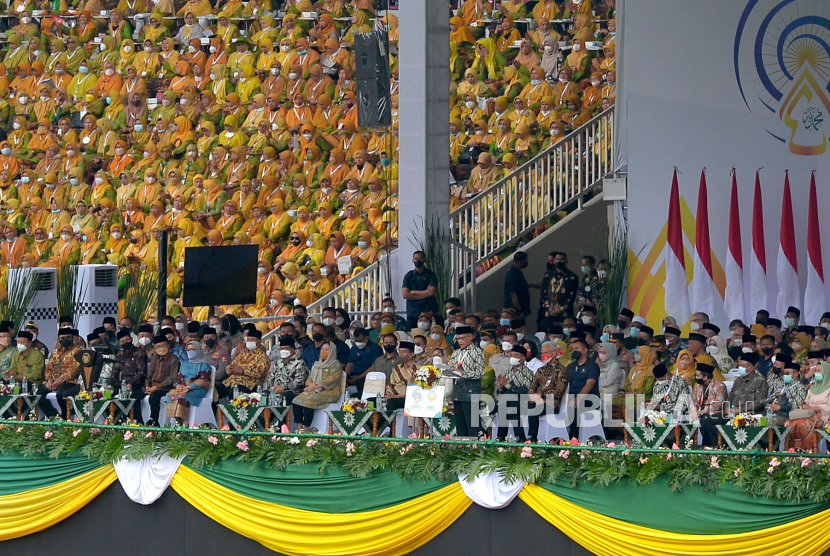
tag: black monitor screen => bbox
[182,245,258,307]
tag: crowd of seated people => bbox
[0,0,399,321]
[449,0,617,206]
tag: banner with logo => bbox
[623,0,830,327]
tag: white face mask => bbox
[281,45,291,52]
[279,349,292,359]
[516,332,525,342]
[591,80,601,86]
[21,16,30,23]
[432,356,443,366]
[124,46,132,53]
[213,325,222,334]
[288,72,298,80]
[210,73,217,79]
[112,232,121,239]
[95,177,105,185]
[188,46,197,54]
[335,317,345,326]
[138,336,151,346]
[270,67,279,75]
[306,239,314,247]
[581,315,593,324]
[209,46,217,53]
[509,357,521,367]
[573,43,581,52]
[40,95,49,102]
[706,345,717,355]
[175,322,185,332]
[690,322,700,332]
[465,101,475,109]
[144,46,153,53]
[12,123,20,130]
[479,340,489,349]
[544,45,554,54]
[302,133,313,141]
[417,321,431,331]
[257,267,267,274]
[245,341,257,350]
[431,333,441,341]
[501,341,513,351]
[414,345,424,355]
[16,343,26,352]
[559,78,569,84]
[354,341,367,349]
[322,317,335,326]
[61,233,70,241]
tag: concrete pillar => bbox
[390,0,450,308]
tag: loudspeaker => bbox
[357,77,392,127]
[354,30,390,81]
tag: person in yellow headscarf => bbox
[297,232,327,269]
[219,114,248,147]
[236,64,262,103]
[196,178,229,228]
[143,200,166,234]
[53,224,81,265]
[625,345,656,396]
[264,199,292,243]
[209,64,233,105]
[104,223,129,256]
[290,206,318,238]
[349,230,379,267]
[134,168,162,213]
[279,261,305,298]
[278,228,306,264]
[313,202,340,237]
[295,265,332,306]
[231,179,257,219]
[564,37,591,81]
[78,226,105,264]
[472,38,505,83]
[241,203,267,236]
[172,220,204,267]
[341,10,372,47]
[140,12,169,44]
[252,17,279,47]
[214,199,245,241]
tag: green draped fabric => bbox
[184,460,452,513]
[541,478,830,535]
[0,452,104,496]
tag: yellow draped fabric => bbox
[170,465,471,556]
[518,484,830,556]
[0,465,117,541]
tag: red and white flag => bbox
[776,171,800,320]
[749,171,769,316]
[804,172,825,325]
[665,169,691,324]
[724,170,745,322]
[691,169,716,316]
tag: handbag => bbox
[788,409,815,420]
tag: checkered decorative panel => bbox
[25,307,59,320]
[77,302,119,316]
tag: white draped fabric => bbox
[458,472,526,509]
[113,454,184,505]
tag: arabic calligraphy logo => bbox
[735,0,830,155]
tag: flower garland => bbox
[231,393,262,408]
[639,410,667,426]
[730,413,763,427]
[414,365,440,389]
[0,421,828,503]
[342,398,367,413]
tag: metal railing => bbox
[307,254,391,315]
[450,107,615,265]
[449,240,478,313]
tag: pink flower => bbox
[306,439,318,447]
[734,468,742,477]
[409,433,418,439]
[497,447,505,453]
[221,424,231,431]
[346,441,356,455]
[671,443,680,450]
[802,458,812,468]
[607,442,616,448]
[767,466,775,473]
[639,457,649,464]
[520,446,533,458]
[569,437,580,446]
[236,440,249,451]
[710,456,719,469]
[123,431,134,441]
[444,434,451,440]
[770,457,781,467]
[559,449,570,459]
[666,453,672,460]
[90,428,101,434]
[73,429,82,437]
[281,424,290,433]
[44,431,52,439]
[208,435,218,445]
[16,427,22,433]
[145,432,153,438]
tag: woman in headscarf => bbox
[597,341,625,397]
[264,199,292,243]
[704,336,733,375]
[242,203,267,236]
[564,37,591,81]
[295,265,332,306]
[625,345,656,396]
[231,180,257,219]
[539,37,563,82]
[45,198,71,239]
[108,140,134,177]
[125,92,149,130]
[121,198,145,232]
[143,200,166,234]
[786,361,830,451]
[164,340,212,424]
[219,115,248,148]
[175,12,206,44]
[449,16,476,46]
[104,223,129,255]
[59,143,86,180]
[215,200,244,241]
[236,65,262,103]
[672,349,698,385]
[290,206,318,238]
[472,38,505,84]
[791,333,811,360]
[31,226,53,263]
[122,228,147,265]
[226,146,254,186]
[292,341,342,432]
[279,261,305,298]
[349,230,378,267]
[197,179,229,227]
[278,229,306,265]
[53,225,81,265]
[79,226,105,264]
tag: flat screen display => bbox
[182,245,258,307]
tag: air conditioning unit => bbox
[75,265,119,342]
[10,268,58,349]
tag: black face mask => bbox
[204,338,217,348]
[695,378,705,385]
[771,366,781,375]
[413,260,425,269]
[312,333,324,343]
[129,238,138,244]
[762,347,774,356]
[570,350,583,361]
[637,338,648,347]
[617,319,628,329]
[59,338,73,347]
[279,334,293,343]
[555,261,565,269]
[383,344,397,354]
[120,342,133,350]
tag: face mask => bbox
[761,347,774,356]
[186,350,198,360]
[544,45,554,54]
[302,133,313,141]
[144,46,152,53]
[81,234,88,242]
[312,333,324,342]
[335,317,345,326]
[431,333,442,342]
[12,122,20,130]
[515,332,525,342]
[210,74,217,80]
[530,79,541,86]
[475,129,484,136]
[509,356,521,367]
[21,176,29,184]
[500,318,510,326]
[581,315,592,325]
[16,343,26,352]
[597,270,608,279]
[79,66,89,74]
[633,353,641,362]
[134,124,145,132]
[706,345,717,355]
[629,327,640,338]
[617,319,628,329]
[501,341,513,352]
[690,322,700,332]
[213,325,222,334]
[465,100,475,109]
[353,341,368,350]
[174,322,185,332]
[599,353,610,362]
[204,338,216,348]
[383,345,397,354]
[288,72,298,80]
[430,356,443,367]
[180,99,189,105]
[732,338,742,347]
[741,346,754,354]
[61,233,70,241]
[322,318,335,326]
[146,176,155,183]
[70,178,79,186]
[600,333,610,342]
[21,16,30,23]
[783,374,794,384]
[59,338,74,347]
[124,45,133,53]
[561,327,570,336]
[479,340,490,349]
[815,373,825,382]
[559,78,569,84]
[695,377,705,385]
[571,350,584,361]
[736,366,747,377]
[0,148,10,156]
[573,44,581,52]
[413,321,430,332]
[591,80,601,87]
[785,317,797,328]
[245,341,257,350]
[162,99,172,107]
[138,336,151,346]
[67,150,77,157]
